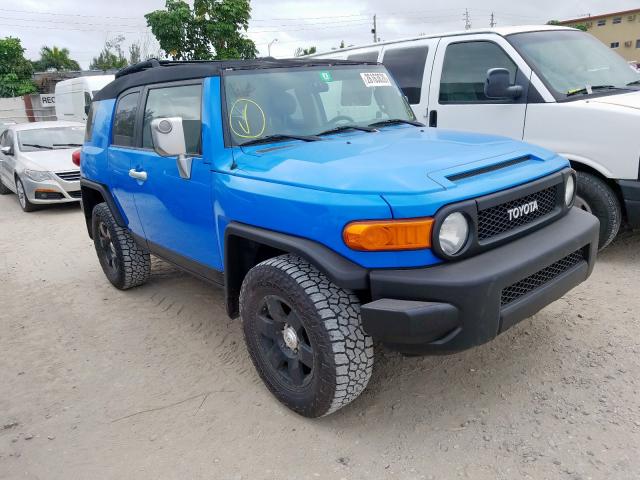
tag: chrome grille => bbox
[477,186,558,241]
[56,171,81,182]
[501,250,585,306]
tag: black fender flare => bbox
[80,178,127,237]
[223,222,369,317]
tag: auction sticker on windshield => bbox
[360,72,392,87]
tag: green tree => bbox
[145,0,257,60]
[32,46,80,72]
[547,19,587,31]
[0,37,36,97]
[294,46,316,57]
[129,42,141,64]
[90,35,128,71]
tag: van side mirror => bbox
[150,117,192,179]
[0,145,13,156]
[485,68,523,100]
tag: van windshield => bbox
[223,65,416,146]
[508,30,640,99]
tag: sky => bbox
[2,0,639,69]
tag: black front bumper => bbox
[360,208,599,354]
[618,179,640,228]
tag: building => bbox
[558,9,640,63]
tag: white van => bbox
[311,25,640,248]
[55,75,114,123]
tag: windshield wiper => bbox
[626,79,640,86]
[53,143,82,147]
[239,134,321,147]
[566,85,622,97]
[368,118,424,128]
[317,125,377,136]
[21,143,53,150]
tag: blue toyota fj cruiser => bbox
[81,58,599,417]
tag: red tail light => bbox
[72,149,81,167]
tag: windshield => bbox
[17,126,85,152]
[508,30,640,99]
[223,65,416,146]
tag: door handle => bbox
[428,110,438,128]
[128,169,147,181]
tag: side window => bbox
[0,131,6,147]
[142,84,202,155]
[383,46,429,104]
[347,51,380,62]
[112,91,140,147]
[440,41,518,104]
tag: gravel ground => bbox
[1,194,639,480]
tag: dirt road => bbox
[1,194,639,480]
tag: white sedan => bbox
[0,121,84,212]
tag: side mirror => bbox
[150,117,192,179]
[0,145,13,156]
[485,68,523,100]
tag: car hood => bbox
[231,127,557,194]
[19,149,80,173]
[588,90,640,110]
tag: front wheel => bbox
[15,177,37,212]
[240,254,374,417]
[575,171,621,250]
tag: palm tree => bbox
[33,46,80,72]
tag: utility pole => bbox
[490,12,496,28]
[372,14,378,43]
[463,9,472,30]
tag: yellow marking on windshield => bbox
[229,98,266,139]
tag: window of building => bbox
[439,41,518,104]
[597,19,607,26]
[613,17,622,24]
[382,46,429,104]
[636,39,640,48]
[611,42,620,49]
[112,91,139,147]
[142,84,202,154]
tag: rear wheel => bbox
[92,203,151,290]
[240,254,374,417]
[15,177,37,212]
[575,171,621,250]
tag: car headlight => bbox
[565,174,576,206]
[438,212,470,256]
[24,170,51,182]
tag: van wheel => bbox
[575,172,621,250]
[240,254,374,418]
[92,203,151,289]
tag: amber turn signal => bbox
[343,218,433,251]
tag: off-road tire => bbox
[92,202,150,290]
[0,176,11,195]
[576,171,621,250]
[240,254,374,418]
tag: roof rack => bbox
[114,57,379,79]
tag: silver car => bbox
[0,121,84,212]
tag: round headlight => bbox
[565,175,576,206]
[438,212,470,256]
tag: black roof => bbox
[93,58,376,101]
